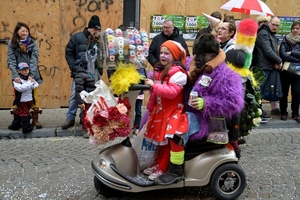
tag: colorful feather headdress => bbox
[235,19,258,69]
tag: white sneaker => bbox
[148,169,163,181]
[143,164,158,175]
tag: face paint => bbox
[159,46,174,64]
[160,52,171,63]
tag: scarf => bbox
[19,37,31,53]
[286,33,300,45]
[220,39,230,49]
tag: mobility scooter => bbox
[91,84,247,200]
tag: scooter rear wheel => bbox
[209,163,246,200]
[93,176,123,197]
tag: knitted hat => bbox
[88,15,101,30]
[161,40,187,65]
[203,12,221,28]
[17,62,29,69]
[256,15,271,24]
[193,33,219,55]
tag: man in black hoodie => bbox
[147,18,190,68]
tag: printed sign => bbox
[150,14,205,40]
[150,14,185,38]
[183,15,210,40]
[277,16,300,43]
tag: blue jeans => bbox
[66,80,78,121]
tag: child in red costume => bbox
[144,40,188,183]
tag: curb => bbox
[256,118,299,129]
[0,119,298,139]
[0,127,83,139]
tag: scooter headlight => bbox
[99,159,107,169]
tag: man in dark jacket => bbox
[252,16,282,116]
[147,18,190,68]
[61,15,101,130]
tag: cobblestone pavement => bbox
[1,128,300,200]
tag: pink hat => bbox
[202,12,221,28]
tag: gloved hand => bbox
[190,97,204,110]
[197,97,204,110]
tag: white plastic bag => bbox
[80,80,117,123]
[80,79,117,107]
[132,122,158,170]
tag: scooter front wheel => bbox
[209,163,246,200]
[93,176,123,198]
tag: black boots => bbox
[155,162,184,185]
[8,114,22,130]
[8,115,33,133]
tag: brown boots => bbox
[31,107,43,129]
[10,107,43,129]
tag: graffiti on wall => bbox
[38,65,60,78]
[70,0,114,35]
[76,0,114,11]
[0,21,59,78]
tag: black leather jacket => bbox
[252,24,282,70]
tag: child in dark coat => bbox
[8,62,39,133]
[74,55,97,138]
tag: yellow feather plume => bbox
[109,62,142,96]
[227,62,257,87]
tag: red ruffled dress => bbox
[144,65,188,146]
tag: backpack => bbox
[261,70,283,101]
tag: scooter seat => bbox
[184,139,225,161]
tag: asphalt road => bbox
[1,128,300,200]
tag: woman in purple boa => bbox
[188,33,244,140]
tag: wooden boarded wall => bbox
[0,0,299,108]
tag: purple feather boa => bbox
[139,109,149,130]
[185,56,193,71]
[189,62,245,140]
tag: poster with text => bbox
[277,16,300,43]
[150,14,185,39]
[183,15,210,40]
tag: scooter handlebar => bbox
[129,84,151,91]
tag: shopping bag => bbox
[80,80,117,125]
[80,79,117,107]
[206,117,229,144]
[282,62,300,79]
[132,122,158,170]
[261,70,283,101]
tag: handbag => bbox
[261,70,283,101]
[206,117,228,144]
[282,62,300,78]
